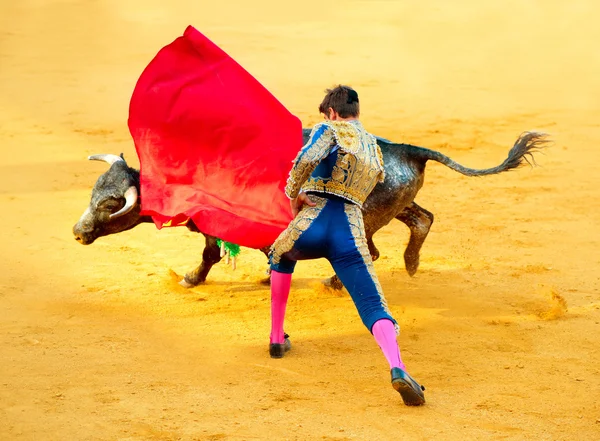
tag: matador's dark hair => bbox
[318,85,360,118]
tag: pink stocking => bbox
[270,270,292,344]
[372,319,406,371]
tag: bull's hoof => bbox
[406,264,418,277]
[260,267,272,285]
[322,276,344,290]
[404,254,420,277]
[179,278,196,288]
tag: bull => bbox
[73,130,548,289]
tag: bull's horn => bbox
[109,186,138,220]
[88,154,124,165]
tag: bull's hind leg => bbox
[396,202,434,276]
[181,234,223,287]
[259,246,273,285]
[367,236,380,261]
[323,273,344,290]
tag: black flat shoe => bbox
[269,333,291,358]
[391,367,426,406]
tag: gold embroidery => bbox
[285,124,334,199]
[375,142,385,183]
[301,121,385,207]
[344,203,396,332]
[329,121,360,153]
[303,178,364,206]
[270,196,327,265]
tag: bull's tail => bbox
[404,131,550,176]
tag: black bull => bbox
[73,130,548,289]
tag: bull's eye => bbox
[98,198,123,213]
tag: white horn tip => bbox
[88,154,124,165]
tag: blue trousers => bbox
[270,194,396,332]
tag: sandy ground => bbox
[1,1,600,440]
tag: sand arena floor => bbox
[1,1,599,440]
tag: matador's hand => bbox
[290,191,316,217]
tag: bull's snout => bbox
[73,206,97,245]
[73,222,95,245]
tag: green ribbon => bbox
[216,238,241,258]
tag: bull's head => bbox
[73,154,143,245]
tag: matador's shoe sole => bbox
[391,367,426,406]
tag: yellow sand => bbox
[1,1,599,440]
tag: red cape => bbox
[128,26,301,249]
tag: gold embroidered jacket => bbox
[284,120,385,207]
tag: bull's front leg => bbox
[395,202,434,276]
[180,234,222,287]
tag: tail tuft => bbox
[505,131,551,171]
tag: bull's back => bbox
[361,142,425,235]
